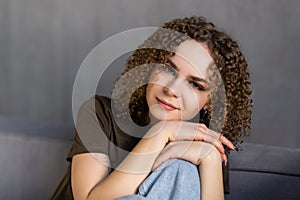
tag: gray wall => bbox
[1,0,300,148]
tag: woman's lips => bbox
[156,97,179,111]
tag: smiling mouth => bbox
[156,97,179,111]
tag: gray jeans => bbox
[117,158,201,200]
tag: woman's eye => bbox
[190,81,205,91]
[164,66,177,76]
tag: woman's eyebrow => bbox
[168,58,207,84]
[167,58,179,70]
[189,76,208,84]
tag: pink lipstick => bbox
[156,97,178,111]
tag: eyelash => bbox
[164,65,177,76]
[189,81,205,91]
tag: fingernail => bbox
[234,145,239,151]
[223,159,227,166]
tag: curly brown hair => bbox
[113,16,252,149]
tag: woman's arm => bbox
[199,143,224,200]
[72,125,168,200]
[71,153,110,200]
[72,121,233,200]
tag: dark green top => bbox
[51,95,229,199]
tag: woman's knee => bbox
[138,159,200,198]
[163,159,198,175]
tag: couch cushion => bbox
[0,116,73,200]
[227,143,300,200]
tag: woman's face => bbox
[146,40,214,121]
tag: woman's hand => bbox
[152,141,227,171]
[149,121,234,155]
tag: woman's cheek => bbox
[181,91,202,120]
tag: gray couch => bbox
[0,116,299,200]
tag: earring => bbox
[200,109,209,127]
[202,109,208,118]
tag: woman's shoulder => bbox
[85,95,111,107]
[94,95,111,104]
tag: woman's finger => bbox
[161,121,234,154]
[222,153,228,166]
[219,135,235,150]
[195,127,225,154]
[197,124,235,151]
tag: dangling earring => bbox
[203,109,208,118]
[199,108,209,127]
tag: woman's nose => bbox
[163,77,183,98]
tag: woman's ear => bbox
[203,93,211,110]
[203,101,210,110]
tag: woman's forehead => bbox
[173,40,214,78]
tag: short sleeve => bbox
[67,96,113,162]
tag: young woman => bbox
[52,16,252,200]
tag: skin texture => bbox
[71,40,234,200]
[146,40,212,121]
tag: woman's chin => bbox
[149,111,181,122]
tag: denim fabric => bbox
[117,159,200,200]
